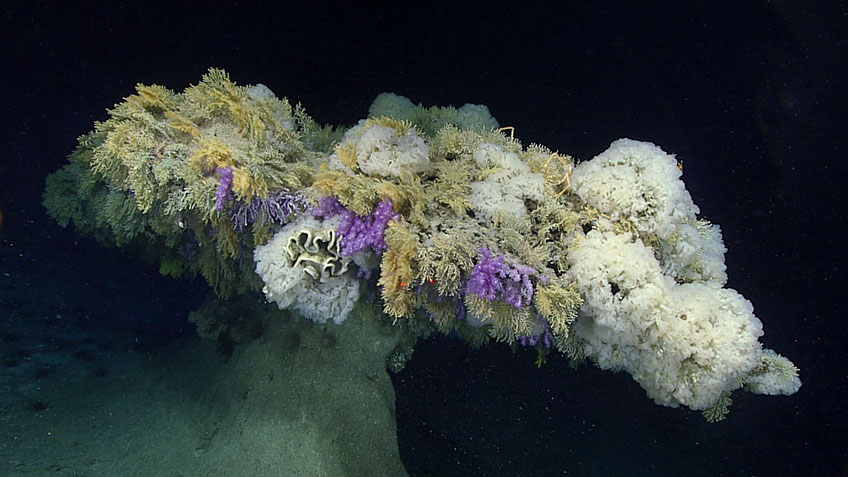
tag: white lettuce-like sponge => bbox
[568,229,766,410]
[468,142,545,224]
[254,215,360,324]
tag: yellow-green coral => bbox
[379,220,420,319]
[292,103,345,153]
[43,68,323,299]
[430,124,484,159]
[702,392,733,423]
[333,141,360,172]
[86,68,309,216]
[312,166,380,215]
[431,159,473,216]
[534,279,582,340]
[464,293,534,345]
[415,233,475,297]
[185,68,296,143]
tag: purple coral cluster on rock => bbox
[215,167,234,212]
[230,188,310,230]
[466,247,536,308]
[314,196,399,256]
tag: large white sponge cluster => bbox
[254,215,360,324]
[572,138,727,284]
[568,229,764,410]
[572,138,696,239]
[565,139,800,411]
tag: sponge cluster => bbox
[567,139,799,411]
[254,215,360,324]
[568,229,763,410]
[333,121,432,178]
[467,142,545,225]
[572,138,727,284]
[367,92,499,133]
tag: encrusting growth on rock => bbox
[43,69,801,421]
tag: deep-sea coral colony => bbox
[43,69,800,421]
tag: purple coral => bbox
[314,195,346,218]
[466,247,536,308]
[230,188,310,230]
[215,167,234,212]
[465,247,505,301]
[519,318,554,348]
[315,196,399,256]
[501,263,536,308]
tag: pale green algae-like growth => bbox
[43,69,801,472]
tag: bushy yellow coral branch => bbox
[188,136,237,172]
[379,220,420,318]
[165,111,201,137]
[127,84,177,112]
[534,279,582,339]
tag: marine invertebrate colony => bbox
[43,69,800,423]
[466,246,535,308]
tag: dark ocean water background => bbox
[1,2,844,475]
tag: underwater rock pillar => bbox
[197,309,407,476]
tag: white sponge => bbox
[254,215,360,324]
[565,139,802,411]
[568,229,764,410]
[572,138,696,240]
[368,92,417,119]
[356,124,431,178]
[573,139,728,284]
[468,143,545,224]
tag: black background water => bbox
[1,2,845,475]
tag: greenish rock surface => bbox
[197,309,407,476]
